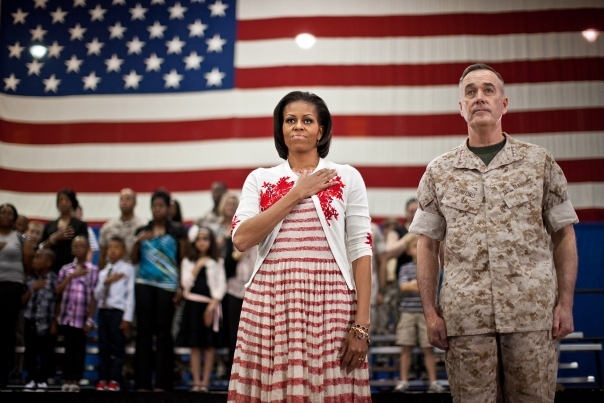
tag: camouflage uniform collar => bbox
[454,133,523,172]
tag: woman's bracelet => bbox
[350,323,371,344]
[351,322,370,334]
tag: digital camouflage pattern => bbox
[410,134,579,336]
[445,331,557,403]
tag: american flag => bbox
[1,0,603,225]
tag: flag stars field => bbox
[1,0,234,94]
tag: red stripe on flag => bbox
[576,209,604,222]
[0,168,252,193]
[1,160,602,193]
[237,9,604,40]
[2,109,603,145]
[236,59,604,88]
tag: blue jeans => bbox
[97,308,125,383]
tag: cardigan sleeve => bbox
[180,258,195,294]
[344,166,373,263]
[207,258,227,301]
[231,169,261,239]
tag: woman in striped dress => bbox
[228,92,373,402]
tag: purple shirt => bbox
[57,260,98,329]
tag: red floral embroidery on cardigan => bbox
[317,176,345,225]
[231,215,240,236]
[365,232,374,251]
[259,176,295,212]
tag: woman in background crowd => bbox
[40,188,88,274]
[0,203,34,390]
[131,189,188,392]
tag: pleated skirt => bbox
[227,198,371,403]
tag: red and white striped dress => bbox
[227,197,371,403]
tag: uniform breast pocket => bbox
[500,183,546,252]
[440,192,482,252]
[501,184,542,222]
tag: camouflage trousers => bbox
[445,331,557,403]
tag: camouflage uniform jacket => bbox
[409,134,579,336]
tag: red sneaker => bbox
[95,381,108,391]
[107,381,121,392]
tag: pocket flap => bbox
[501,182,539,208]
[441,188,482,214]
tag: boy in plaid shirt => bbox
[55,236,98,392]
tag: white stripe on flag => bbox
[235,33,604,68]
[2,132,603,172]
[237,0,603,19]
[2,82,603,123]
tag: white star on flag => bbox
[4,73,20,91]
[43,74,61,93]
[208,0,228,17]
[188,19,208,37]
[8,42,25,59]
[86,38,104,56]
[105,54,125,72]
[26,60,44,76]
[168,2,187,20]
[147,21,167,39]
[126,37,146,55]
[166,36,186,55]
[183,51,203,70]
[50,7,68,24]
[112,0,126,5]
[206,33,226,52]
[89,4,107,22]
[65,55,84,73]
[73,0,87,8]
[204,67,225,87]
[82,71,101,90]
[163,69,184,88]
[68,23,87,41]
[108,22,127,39]
[47,41,64,58]
[30,25,48,41]
[144,53,164,72]
[123,70,143,89]
[130,3,148,21]
[12,8,29,25]
[151,0,165,4]
[34,0,49,9]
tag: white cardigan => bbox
[180,257,226,301]
[231,158,373,290]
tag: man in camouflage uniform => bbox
[409,63,579,402]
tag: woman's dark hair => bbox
[56,188,78,211]
[0,203,18,224]
[273,91,332,160]
[188,226,220,261]
[170,199,182,223]
[151,188,171,207]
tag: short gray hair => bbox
[459,63,505,92]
